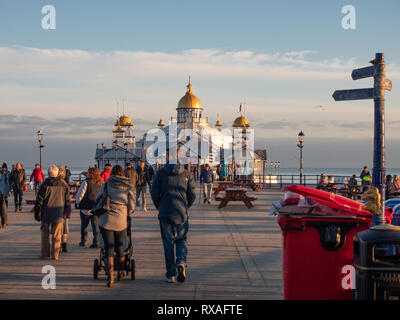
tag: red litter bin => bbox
[278,185,373,300]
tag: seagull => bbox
[316,105,326,111]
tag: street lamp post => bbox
[297,131,305,185]
[37,130,44,169]
[114,140,118,165]
[124,142,128,168]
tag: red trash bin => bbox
[278,185,373,300]
[279,215,371,300]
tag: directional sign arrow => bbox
[332,88,374,101]
[352,66,374,80]
[384,79,392,91]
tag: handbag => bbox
[91,182,110,217]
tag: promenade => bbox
[0,187,283,300]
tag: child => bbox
[0,191,8,229]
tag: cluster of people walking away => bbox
[2,157,198,288]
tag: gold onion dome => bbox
[233,115,250,128]
[113,124,124,133]
[158,119,165,127]
[115,115,133,127]
[177,78,202,109]
[215,119,222,127]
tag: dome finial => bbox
[187,75,192,92]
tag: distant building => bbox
[95,78,267,175]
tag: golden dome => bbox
[113,124,124,133]
[233,115,250,128]
[215,119,222,127]
[177,78,202,109]
[158,119,165,127]
[115,115,133,127]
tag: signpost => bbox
[333,53,392,225]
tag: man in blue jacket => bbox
[150,156,196,283]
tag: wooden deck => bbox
[0,187,283,300]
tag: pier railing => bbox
[254,174,358,189]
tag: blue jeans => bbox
[159,220,189,278]
[136,185,147,209]
[80,211,100,245]
[13,188,23,208]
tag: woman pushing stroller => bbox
[95,165,135,287]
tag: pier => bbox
[0,187,283,300]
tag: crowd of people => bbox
[317,165,400,199]
[0,159,197,288]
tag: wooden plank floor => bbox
[0,186,283,300]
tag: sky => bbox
[0,0,399,168]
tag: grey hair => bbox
[48,165,59,177]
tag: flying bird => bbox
[315,105,326,111]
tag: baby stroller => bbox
[93,215,135,280]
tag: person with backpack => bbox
[75,167,102,248]
[0,163,10,208]
[150,149,196,283]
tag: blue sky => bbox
[0,0,399,168]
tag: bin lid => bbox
[284,185,371,218]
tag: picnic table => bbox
[213,181,234,196]
[234,179,262,192]
[216,188,257,209]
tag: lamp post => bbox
[114,140,118,165]
[37,130,44,169]
[277,161,281,176]
[297,131,305,185]
[124,142,128,167]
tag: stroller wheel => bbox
[93,259,99,280]
[130,259,135,280]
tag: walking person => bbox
[57,166,72,253]
[0,163,10,208]
[30,163,45,195]
[136,160,151,212]
[9,162,26,212]
[76,167,102,248]
[34,165,70,260]
[125,162,138,187]
[200,164,214,204]
[150,152,196,283]
[96,165,135,287]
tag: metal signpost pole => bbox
[333,53,392,224]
